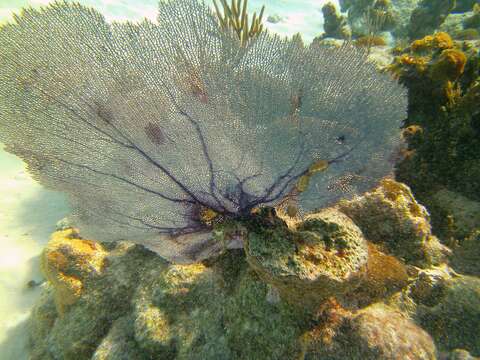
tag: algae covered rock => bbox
[430,188,480,240]
[338,178,450,266]
[132,256,307,359]
[450,230,480,276]
[417,275,480,356]
[244,208,368,310]
[30,232,163,360]
[340,0,398,38]
[390,32,480,207]
[40,228,108,314]
[348,242,409,306]
[388,266,480,356]
[304,302,437,359]
[29,228,310,359]
[91,316,144,360]
[408,0,456,39]
[27,211,466,360]
[447,349,480,360]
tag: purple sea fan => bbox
[0,0,407,263]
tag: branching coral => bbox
[213,0,265,46]
[0,0,407,263]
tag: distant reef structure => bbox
[334,0,480,43]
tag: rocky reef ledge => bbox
[28,180,479,360]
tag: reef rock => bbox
[388,265,480,356]
[450,230,480,276]
[244,208,369,310]
[40,228,108,315]
[338,178,450,266]
[408,0,456,39]
[304,302,437,359]
[417,275,480,356]
[341,0,398,38]
[27,216,458,359]
[29,230,310,359]
[30,239,163,360]
[447,349,480,360]
[430,188,480,240]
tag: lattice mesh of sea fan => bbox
[0,0,407,263]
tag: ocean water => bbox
[0,0,478,359]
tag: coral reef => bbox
[244,208,369,310]
[302,302,437,360]
[338,178,450,266]
[26,222,431,359]
[408,0,456,39]
[5,0,480,358]
[28,174,478,359]
[390,33,480,226]
[321,2,351,40]
[213,0,265,46]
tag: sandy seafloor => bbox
[0,0,340,358]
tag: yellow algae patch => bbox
[308,159,329,174]
[296,174,311,193]
[430,49,467,81]
[41,228,107,315]
[411,32,453,52]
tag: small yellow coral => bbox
[411,32,453,52]
[432,32,454,50]
[430,49,467,81]
[398,54,428,73]
[41,228,107,315]
[402,125,423,141]
[411,35,434,52]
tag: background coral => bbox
[390,33,480,232]
[408,0,456,39]
[321,2,351,40]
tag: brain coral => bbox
[0,0,407,263]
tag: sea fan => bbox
[0,0,407,263]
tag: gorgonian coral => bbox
[0,0,407,262]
